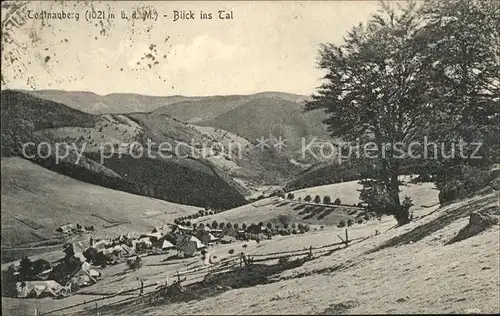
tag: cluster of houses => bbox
[2,222,239,299]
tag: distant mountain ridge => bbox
[17,89,330,164]
[1,90,248,209]
[17,89,310,116]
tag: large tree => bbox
[307,1,433,225]
[417,0,499,202]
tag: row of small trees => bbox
[174,219,312,236]
[174,208,226,224]
[176,219,311,232]
[284,193,344,206]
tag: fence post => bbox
[345,229,349,247]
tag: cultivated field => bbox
[290,175,439,208]
[193,178,439,228]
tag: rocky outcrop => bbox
[447,212,499,245]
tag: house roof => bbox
[161,240,175,249]
[190,236,206,249]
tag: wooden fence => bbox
[39,229,368,315]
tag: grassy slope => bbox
[0,157,199,247]
[2,187,497,315]
[117,191,499,315]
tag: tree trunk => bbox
[389,169,410,226]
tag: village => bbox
[0,195,330,304]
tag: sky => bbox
[2,1,383,97]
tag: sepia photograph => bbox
[1,0,499,315]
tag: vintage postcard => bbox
[1,0,499,315]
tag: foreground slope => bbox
[1,185,497,315]
[0,157,199,248]
[101,191,498,315]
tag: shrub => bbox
[283,223,289,229]
[347,219,354,226]
[291,223,296,229]
[304,195,312,202]
[323,196,332,204]
[314,195,321,203]
[275,189,286,199]
[292,230,298,234]
[303,224,310,232]
[242,244,247,248]
[334,198,342,205]
[228,249,235,254]
[436,166,494,204]
[338,220,346,228]
[186,221,191,226]
[357,219,363,224]
[320,225,324,229]
[298,197,302,202]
